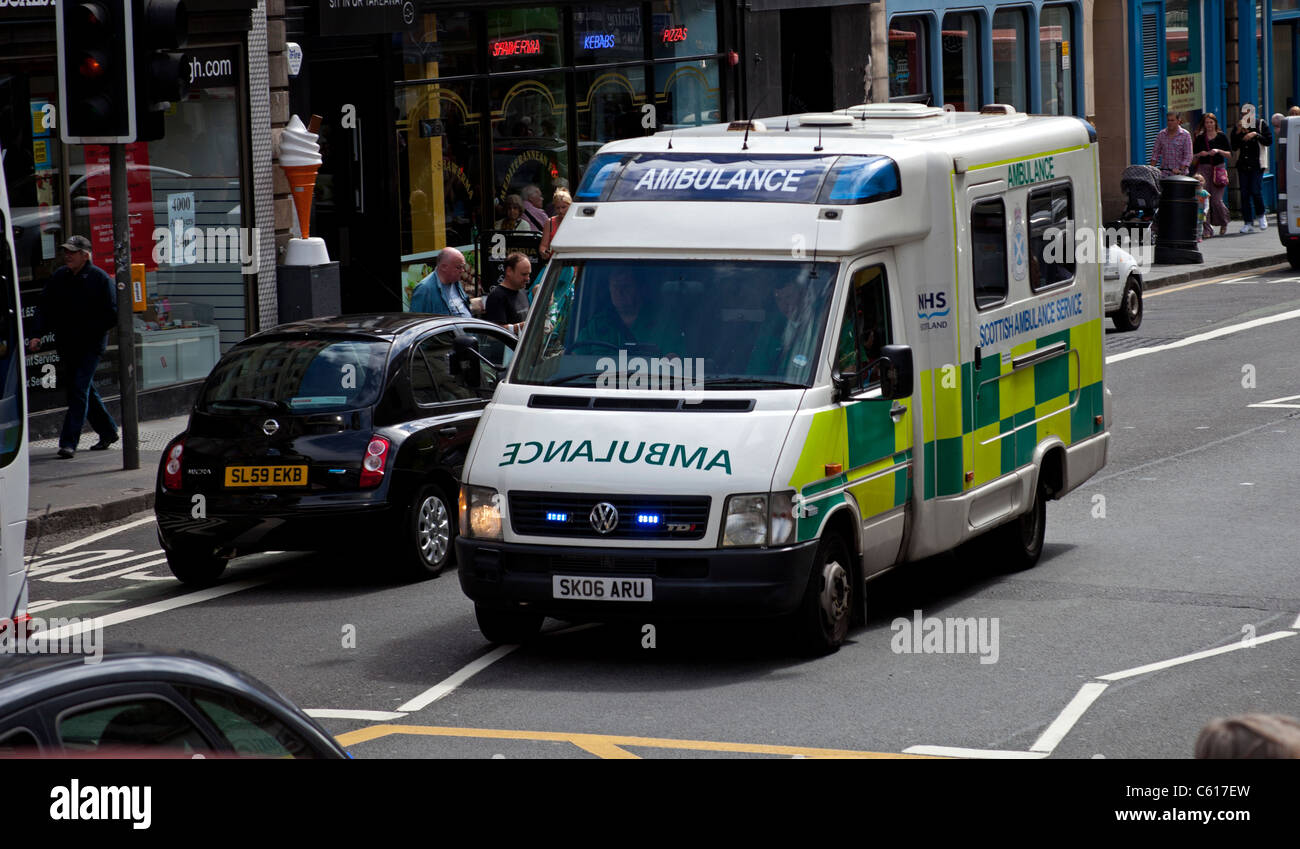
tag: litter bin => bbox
[1154,175,1203,264]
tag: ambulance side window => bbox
[834,266,893,395]
[971,199,1008,309]
[1028,183,1074,291]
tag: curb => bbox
[1142,253,1288,292]
[26,493,156,541]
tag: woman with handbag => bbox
[1231,103,1272,233]
[1191,112,1231,237]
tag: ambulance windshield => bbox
[513,259,839,389]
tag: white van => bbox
[0,149,31,634]
[455,104,1110,653]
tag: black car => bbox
[155,314,516,584]
[0,647,348,758]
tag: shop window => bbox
[941,12,980,112]
[1164,0,1203,128]
[574,4,644,65]
[1039,5,1075,116]
[395,80,483,309]
[1028,183,1074,291]
[577,67,649,152]
[889,17,930,102]
[2,64,63,289]
[992,9,1028,112]
[971,199,1007,309]
[652,0,719,59]
[486,7,562,73]
[654,59,721,130]
[398,10,478,79]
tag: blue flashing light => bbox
[575,153,626,201]
[821,156,901,205]
[635,513,661,525]
[546,512,569,522]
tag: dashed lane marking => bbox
[334,724,935,759]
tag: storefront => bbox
[1,0,261,434]
[286,1,735,311]
[885,0,1086,115]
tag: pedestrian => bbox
[409,247,473,317]
[1231,103,1272,233]
[538,188,572,262]
[1194,714,1300,759]
[25,235,119,459]
[1149,110,1192,178]
[520,184,550,232]
[483,252,532,335]
[494,194,531,232]
[1193,173,1210,242]
[1290,105,1300,117]
[1190,112,1231,237]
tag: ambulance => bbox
[454,103,1110,653]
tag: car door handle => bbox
[438,427,459,438]
[890,402,907,421]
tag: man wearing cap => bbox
[26,236,120,458]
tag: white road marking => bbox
[41,516,157,555]
[31,550,163,580]
[1030,682,1109,754]
[398,644,519,713]
[43,556,171,583]
[903,746,1048,759]
[1240,482,1254,486]
[1105,307,1300,364]
[43,579,269,641]
[305,709,407,721]
[26,598,126,613]
[1096,631,1296,681]
[1294,613,1300,629]
[1249,393,1300,409]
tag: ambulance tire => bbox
[475,604,544,644]
[993,484,1047,572]
[1112,275,1143,331]
[796,533,854,655]
[1288,243,1300,271]
[166,549,228,586]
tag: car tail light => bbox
[163,439,185,490]
[0,613,31,640]
[360,436,390,488]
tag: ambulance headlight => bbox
[722,494,768,547]
[768,491,798,546]
[460,485,503,541]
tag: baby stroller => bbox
[1106,164,1162,250]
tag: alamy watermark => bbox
[0,616,104,664]
[890,610,999,664]
[595,349,705,396]
[1044,223,1155,274]
[152,224,261,273]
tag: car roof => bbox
[240,313,514,346]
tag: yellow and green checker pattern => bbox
[786,399,913,542]
[925,317,1105,498]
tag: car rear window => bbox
[198,337,391,413]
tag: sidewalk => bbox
[26,415,188,540]
[1142,223,1288,289]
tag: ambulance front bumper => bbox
[457,538,820,619]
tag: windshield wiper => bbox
[702,377,806,389]
[209,397,284,412]
[545,372,609,386]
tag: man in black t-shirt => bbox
[483,252,532,335]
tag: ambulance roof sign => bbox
[576,152,900,205]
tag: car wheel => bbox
[165,549,228,586]
[990,484,1047,572]
[796,532,854,655]
[1112,275,1143,331]
[1288,243,1300,271]
[475,604,544,644]
[396,485,454,578]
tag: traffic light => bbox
[56,0,137,143]
[133,0,190,142]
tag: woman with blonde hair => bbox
[538,188,572,262]
[1190,112,1231,237]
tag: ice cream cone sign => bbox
[279,114,323,238]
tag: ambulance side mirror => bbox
[878,345,913,400]
[450,333,482,390]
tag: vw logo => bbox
[589,502,619,534]
[262,419,280,436]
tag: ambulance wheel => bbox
[1112,275,1143,331]
[797,533,854,655]
[1288,243,1300,271]
[475,605,544,644]
[993,485,1047,572]
[166,549,228,586]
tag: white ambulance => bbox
[454,103,1110,653]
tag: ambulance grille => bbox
[509,492,711,540]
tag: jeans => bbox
[58,347,117,450]
[1238,169,1265,222]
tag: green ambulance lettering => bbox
[704,449,732,475]
[544,440,571,462]
[1007,156,1055,188]
[596,441,616,462]
[645,443,669,465]
[499,439,730,473]
[499,443,521,466]
[619,441,646,463]
[670,444,708,470]
[568,440,595,462]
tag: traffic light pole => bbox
[110,143,139,470]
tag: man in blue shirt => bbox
[410,247,472,317]
[25,235,119,458]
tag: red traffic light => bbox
[78,52,106,78]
